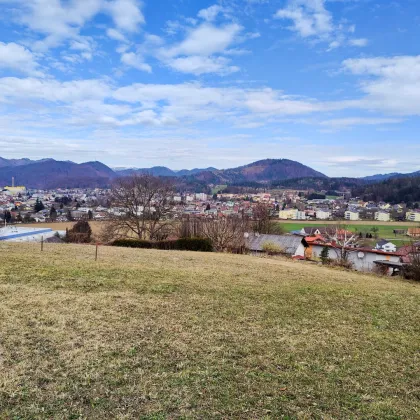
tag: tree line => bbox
[352,175,420,207]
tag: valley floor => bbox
[0,243,419,418]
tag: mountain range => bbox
[0,156,418,191]
[115,166,218,177]
[0,157,326,189]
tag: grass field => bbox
[0,243,419,418]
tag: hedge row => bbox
[112,237,213,252]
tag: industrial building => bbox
[0,226,64,242]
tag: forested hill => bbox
[352,175,420,205]
[270,177,366,190]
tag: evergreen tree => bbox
[4,211,12,223]
[320,246,330,264]
[50,206,58,221]
[34,198,45,212]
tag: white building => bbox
[295,210,307,220]
[316,209,331,220]
[375,240,397,253]
[406,211,420,222]
[311,243,402,273]
[345,210,360,221]
[195,193,208,201]
[375,211,390,222]
[279,209,306,220]
[0,226,64,242]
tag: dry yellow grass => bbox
[23,221,106,236]
[0,243,419,419]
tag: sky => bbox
[0,0,419,177]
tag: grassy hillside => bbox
[0,244,419,419]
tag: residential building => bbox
[345,210,360,221]
[311,243,403,273]
[295,210,306,220]
[375,211,390,222]
[195,193,208,201]
[406,211,420,222]
[279,208,306,220]
[279,208,297,220]
[375,240,397,253]
[316,209,331,220]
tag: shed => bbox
[247,234,308,257]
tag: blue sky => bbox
[0,0,419,176]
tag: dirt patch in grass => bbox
[0,243,419,418]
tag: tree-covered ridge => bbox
[352,175,420,206]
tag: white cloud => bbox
[349,38,368,47]
[343,55,420,115]
[197,5,225,22]
[13,0,144,51]
[106,28,126,41]
[244,89,325,114]
[319,117,403,129]
[0,77,110,103]
[167,56,239,75]
[153,22,243,75]
[325,156,399,169]
[105,0,145,32]
[20,0,103,51]
[0,75,347,130]
[166,23,242,57]
[274,0,368,50]
[0,42,43,76]
[275,0,333,38]
[120,52,152,73]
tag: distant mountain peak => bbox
[0,157,326,189]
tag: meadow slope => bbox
[0,243,419,419]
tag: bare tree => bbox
[402,241,420,281]
[178,215,204,239]
[201,216,250,252]
[106,174,174,241]
[323,223,358,265]
[253,202,272,234]
[252,202,285,235]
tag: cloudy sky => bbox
[0,0,419,176]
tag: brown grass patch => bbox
[0,243,419,418]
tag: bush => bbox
[402,260,420,282]
[329,259,354,270]
[262,241,284,255]
[320,246,331,265]
[112,239,153,248]
[112,237,213,252]
[66,220,92,243]
[174,238,212,252]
